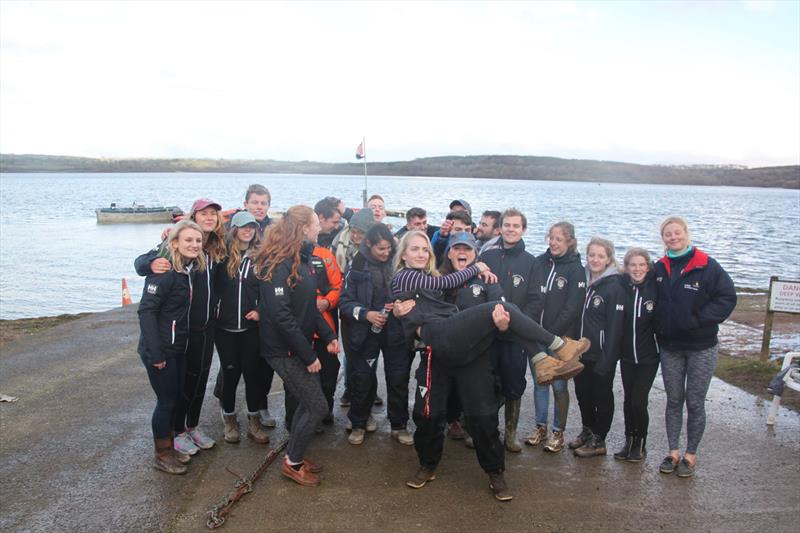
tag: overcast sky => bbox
[1,0,798,167]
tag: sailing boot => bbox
[504,399,522,453]
[614,435,633,460]
[553,337,591,363]
[534,356,584,385]
[488,470,513,502]
[626,436,645,462]
[568,426,593,450]
[574,433,607,458]
[221,411,240,444]
[153,438,187,475]
[247,413,270,444]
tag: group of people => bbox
[135,185,737,501]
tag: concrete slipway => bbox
[1,305,798,532]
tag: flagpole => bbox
[362,136,368,207]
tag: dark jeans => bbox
[573,359,616,439]
[490,340,528,400]
[346,324,412,430]
[145,356,186,439]
[174,328,215,433]
[268,356,328,463]
[620,361,659,438]
[285,340,340,427]
[413,347,504,473]
[215,328,267,413]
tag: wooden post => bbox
[760,276,777,361]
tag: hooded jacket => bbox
[653,248,736,351]
[536,249,586,338]
[444,274,505,311]
[620,271,660,365]
[137,265,195,365]
[579,265,626,375]
[480,239,542,319]
[257,241,337,365]
[215,255,259,331]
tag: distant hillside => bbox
[1,153,798,189]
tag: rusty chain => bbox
[206,439,288,529]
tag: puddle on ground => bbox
[719,320,800,360]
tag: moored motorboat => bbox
[95,203,184,224]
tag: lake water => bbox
[1,172,798,319]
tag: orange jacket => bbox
[313,246,342,335]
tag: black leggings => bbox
[215,328,267,413]
[174,328,215,433]
[419,301,556,368]
[145,356,186,439]
[573,359,615,439]
[620,361,659,439]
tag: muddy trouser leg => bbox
[347,334,380,429]
[183,328,215,429]
[685,346,717,454]
[268,357,328,463]
[412,352,450,470]
[145,355,185,439]
[573,359,597,430]
[589,362,616,439]
[624,361,659,438]
[315,339,341,415]
[240,328,267,413]
[456,354,504,473]
[420,301,557,368]
[384,319,412,430]
[215,329,244,414]
[660,348,688,451]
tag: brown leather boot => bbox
[247,413,270,444]
[534,357,584,385]
[153,438,187,475]
[554,337,591,362]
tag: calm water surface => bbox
[1,173,798,319]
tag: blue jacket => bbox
[653,248,736,351]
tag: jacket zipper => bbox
[632,287,639,364]
[540,260,556,324]
[237,259,247,330]
[580,288,594,338]
[186,267,193,351]
[171,320,176,344]
[600,329,605,350]
[204,253,211,327]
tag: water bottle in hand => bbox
[370,305,390,334]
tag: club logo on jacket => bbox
[418,385,428,397]
[512,274,524,287]
[147,283,158,295]
[593,295,604,307]
[683,282,700,291]
[578,281,586,288]
[471,284,483,297]
[644,300,655,312]
[556,276,567,290]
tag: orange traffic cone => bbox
[122,278,133,306]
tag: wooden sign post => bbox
[760,276,800,361]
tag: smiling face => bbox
[244,193,270,221]
[369,238,393,263]
[447,243,476,272]
[501,215,525,246]
[587,244,611,275]
[401,235,432,270]
[626,254,649,283]
[662,222,689,253]
[367,198,385,222]
[548,227,571,257]
[193,206,220,233]
[303,215,321,243]
[174,228,204,259]
[236,224,256,246]
[350,227,365,246]
[319,211,342,234]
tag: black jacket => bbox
[135,246,219,331]
[653,248,736,351]
[580,268,626,375]
[137,266,195,365]
[215,256,259,331]
[480,240,542,319]
[536,249,586,338]
[257,242,336,365]
[444,275,504,311]
[620,272,660,365]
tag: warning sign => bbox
[768,279,800,314]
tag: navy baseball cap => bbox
[446,232,479,252]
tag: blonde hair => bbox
[167,220,207,272]
[623,247,652,270]
[586,236,620,271]
[659,216,691,252]
[548,221,578,254]
[253,205,316,285]
[393,230,439,275]
[225,226,260,279]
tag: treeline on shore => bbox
[1,153,798,189]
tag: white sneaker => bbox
[366,416,378,432]
[174,432,200,455]
[186,427,215,449]
[348,428,366,445]
[391,429,414,446]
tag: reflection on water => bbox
[1,173,799,319]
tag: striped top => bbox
[390,264,482,297]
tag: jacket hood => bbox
[586,264,620,287]
[543,248,581,265]
[501,239,526,255]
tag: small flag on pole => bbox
[356,139,365,160]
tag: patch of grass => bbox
[0,313,92,346]
[716,352,799,412]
